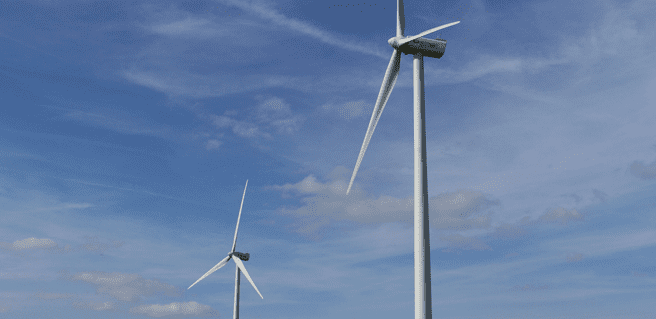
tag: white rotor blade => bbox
[346,49,402,195]
[397,0,405,37]
[232,258,263,299]
[188,255,231,290]
[231,180,248,254]
[398,21,460,45]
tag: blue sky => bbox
[1,0,655,318]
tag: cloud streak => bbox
[217,0,388,59]
[60,271,183,302]
[129,301,219,318]
[0,236,123,255]
[2,237,57,251]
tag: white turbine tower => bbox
[188,180,263,319]
[345,1,460,318]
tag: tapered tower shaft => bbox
[234,265,240,319]
[413,52,432,319]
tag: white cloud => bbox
[130,301,219,318]
[429,190,498,231]
[539,207,584,225]
[149,17,219,38]
[79,235,124,253]
[566,252,585,263]
[9,237,57,250]
[0,235,122,255]
[555,0,649,65]
[544,229,656,257]
[210,114,271,139]
[256,96,292,121]
[321,100,368,120]
[255,96,304,134]
[208,96,302,140]
[268,168,500,239]
[61,271,183,302]
[440,233,491,252]
[72,301,115,311]
[211,115,232,128]
[509,284,550,292]
[32,293,76,300]
[205,139,222,150]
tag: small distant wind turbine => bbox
[188,180,263,319]
[345,1,460,319]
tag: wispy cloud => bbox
[440,233,491,252]
[543,229,656,257]
[205,139,222,150]
[629,159,656,180]
[509,284,550,292]
[78,235,125,253]
[207,95,303,141]
[0,235,123,255]
[255,96,304,134]
[59,271,184,302]
[45,102,169,138]
[72,301,116,312]
[566,252,585,263]
[0,237,73,256]
[121,0,395,99]
[32,293,77,300]
[129,301,219,318]
[149,17,223,38]
[122,68,309,99]
[65,110,167,137]
[211,114,272,139]
[320,99,368,120]
[1,237,57,251]
[430,190,498,230]
[217,0,388,59]
[268,168,500,240]
[538,207,584,225]
[426,54,568,86]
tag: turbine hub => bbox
[388,37,402,49]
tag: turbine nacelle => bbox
[231,251,250,261]
[388,36,447,59]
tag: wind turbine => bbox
[188,180,263,319]
[345,1,460,318]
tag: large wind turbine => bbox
[345,1,459,318]
[188,180,263,319]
